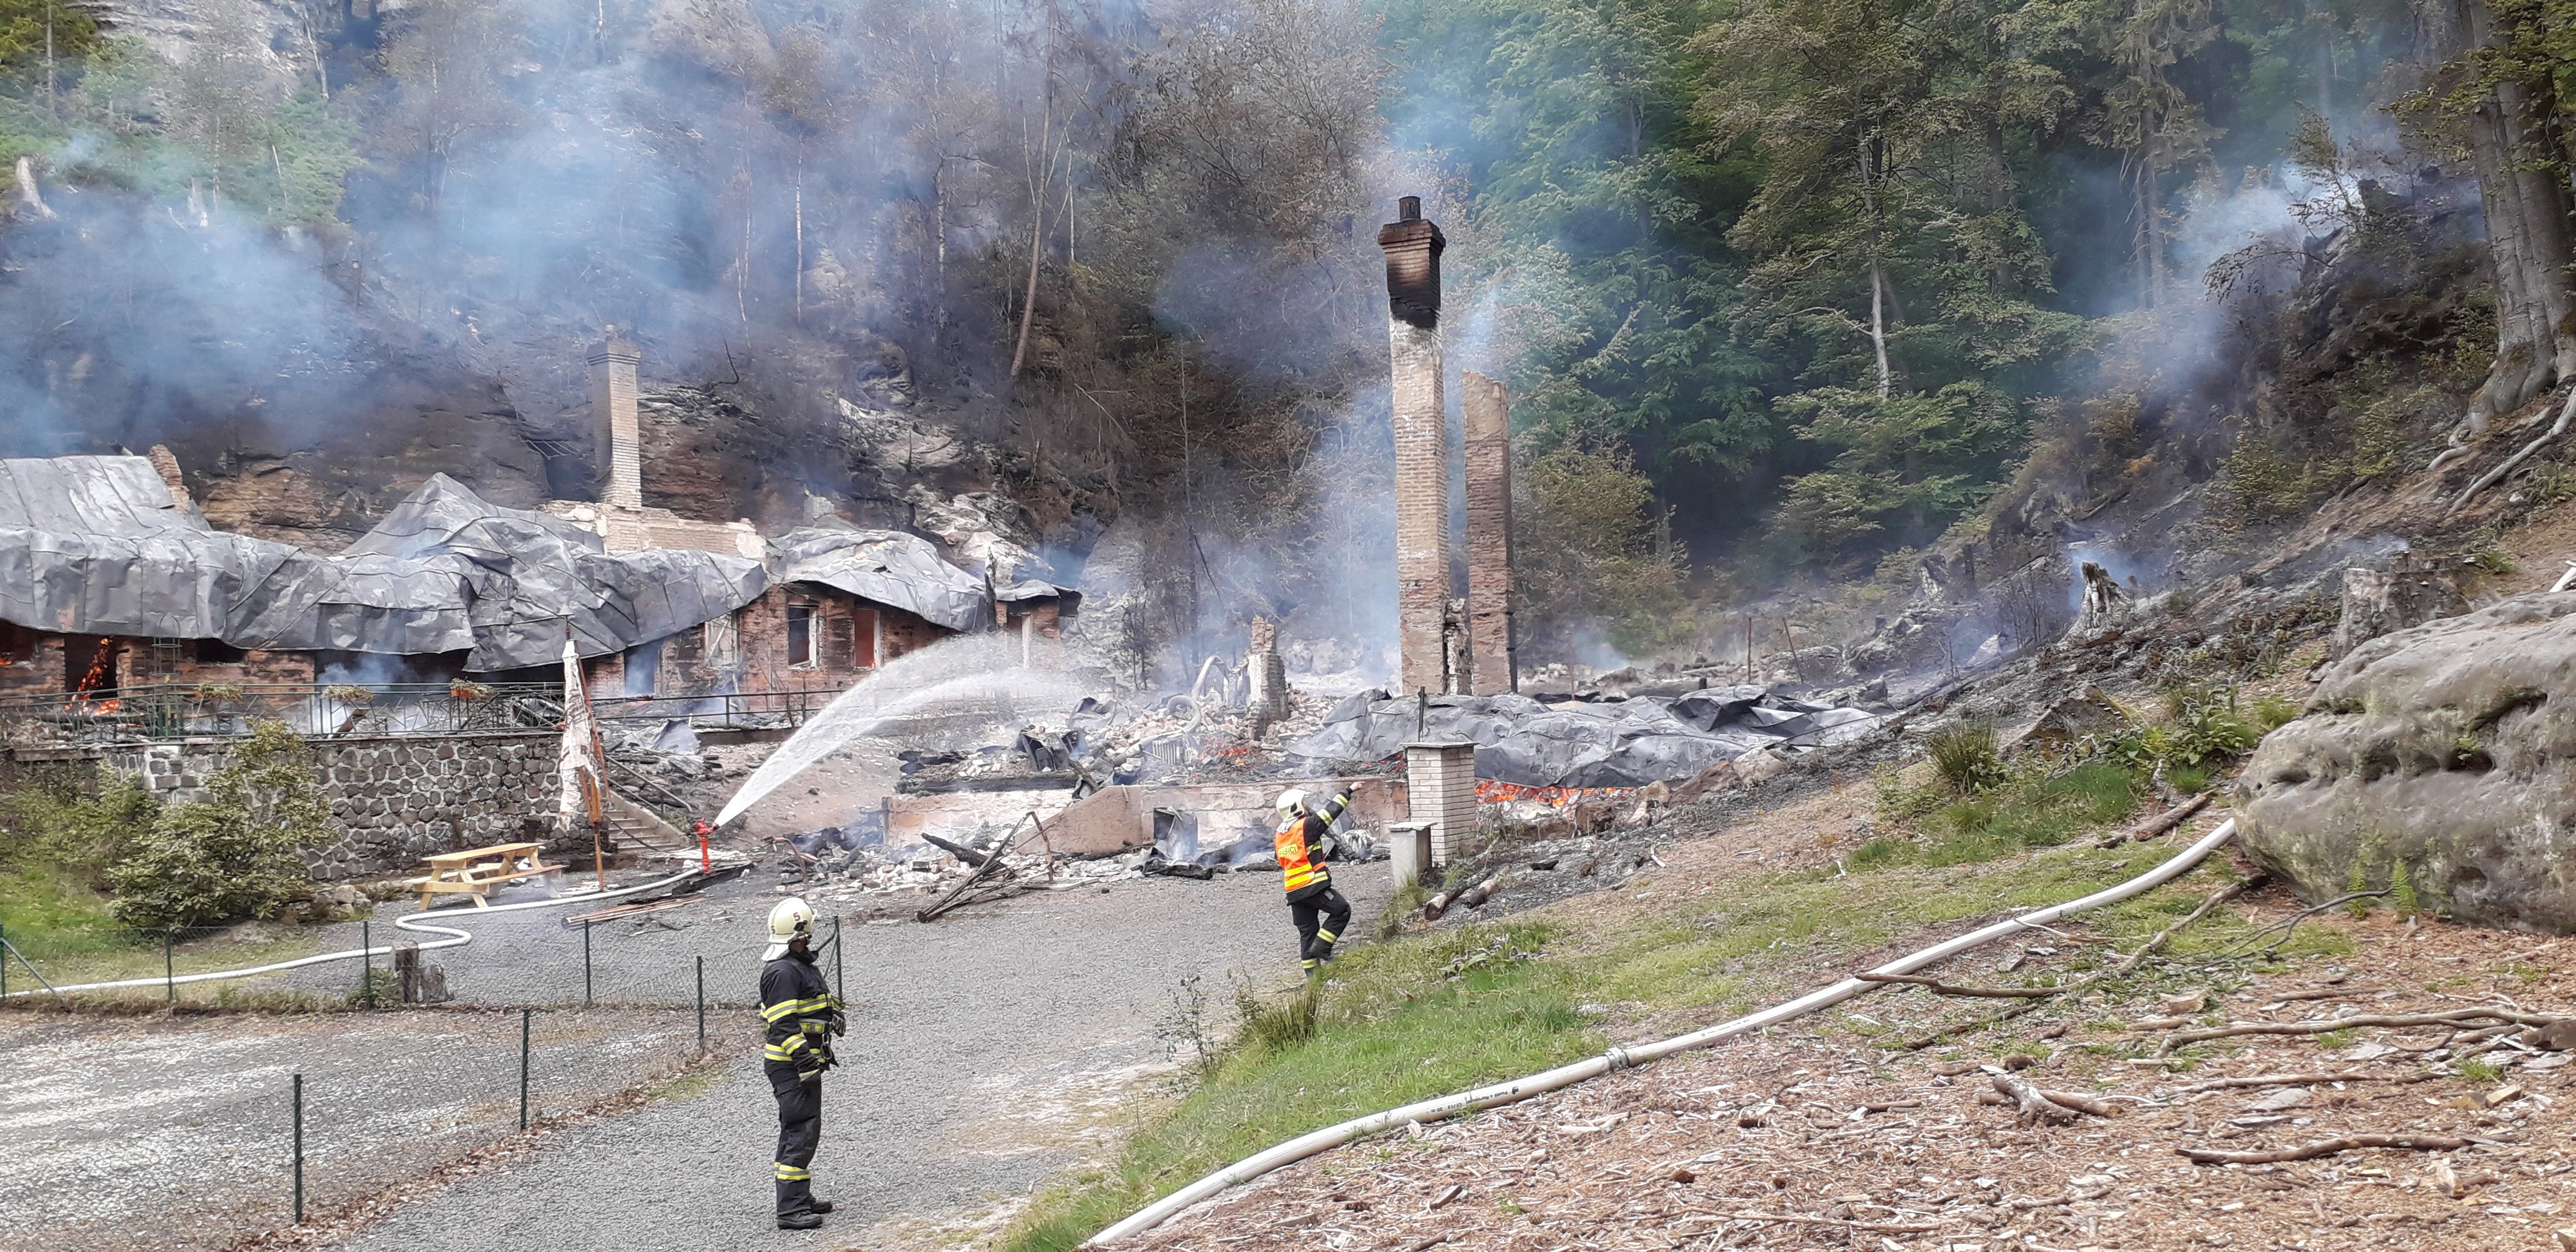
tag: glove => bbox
[796,1039,833,1080]
[826,1007,847,1039]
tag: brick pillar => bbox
[1461,372,1516,695]
[1403,741,1476,867]
[1247,616,1288,723]
[1378,197,1452,697]
[588,333,643,510]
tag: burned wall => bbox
[0,630,313,700]
[89,731,558,879]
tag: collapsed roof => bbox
[770,527,1004,633]
[237,476,770,670]
[1288,687,1884,789]
[0,459,766,670]
[1,457,1077,670]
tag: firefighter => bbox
[759,897,845,1230]
[1273,788,1353,975]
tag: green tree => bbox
[109,722,335,928]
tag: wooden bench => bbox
[414,843,562,909]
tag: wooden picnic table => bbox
[415,842,562,908]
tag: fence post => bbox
[360,919,373,1009]
[519,1007,532,1130]
[291,1072,305,1225]
[695,956,706,1055]
[2,922,8,1002]
[582,920,593,1006]
[165,928,175,1006]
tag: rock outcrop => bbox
[2239,591,2576,931]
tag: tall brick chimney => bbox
[1378,196,1455,696]
[588,331,643,510]
[1462,371,1516,695]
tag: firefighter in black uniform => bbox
[759,897,844,1230]
[1273,788,1353,975]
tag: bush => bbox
[107,721,335,927]
[1,771,159,892]
[1926,721,2007,795]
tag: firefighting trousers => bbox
[767,1062,822,1215]
[1290,886,1351,971]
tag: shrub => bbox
[108,721,334,927]
[2,771,159,892]
[1926,721,2007,795]
[2390,861,2419,919]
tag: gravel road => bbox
[327,864,1391,1251]
[0,1007,698,1252]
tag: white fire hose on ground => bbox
[0,867,703,1000]
[1086,818,2242,1245]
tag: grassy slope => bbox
[999,763,2285,1251]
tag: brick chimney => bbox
[1378,197,1456,696]
[1461,371,1516,695]
[588,331,643,510]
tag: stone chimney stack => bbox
[1461,371,1516,695]
[1378,196,1455,696]
[588,331,643,510]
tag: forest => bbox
[0,0,2568,667]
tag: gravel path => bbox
[328,866,1390,1251]
[0,1007,698,1252]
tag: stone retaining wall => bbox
[88,732,559,879]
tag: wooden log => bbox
[1423,875,1501,922]
[2178,1133,2472,1165]
[2092,792,2213,847]
[2161,1005,2555,1054]
[2033,1088,2123,1117]
[923,833,997,867]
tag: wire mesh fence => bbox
[0,914,854,1250]
[0,911,849,1013]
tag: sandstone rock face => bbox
[2238,591,2576,931]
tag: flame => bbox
[1474,779,1636,808]
[64,637,117,715]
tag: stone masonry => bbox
[1380,196,1454,697]
[1462,371,1516,695]
[100,731,558,879]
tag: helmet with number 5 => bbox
[764,896,816,961]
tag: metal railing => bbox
[0,682,563,745]
[0,679,838,746]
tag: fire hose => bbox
[0,866,705,999]
[1084,818,2242,1245]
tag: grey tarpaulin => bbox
[769,527,994,632]
[239,476,770,670]
[1288,689,1885,789]
[0,455,306,640]
[0,458,768,671]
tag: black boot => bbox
[809,1199,836,1214]
[778,1211,824,1231]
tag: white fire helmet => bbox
[1274,788,1309,819]
[764,896,816,961]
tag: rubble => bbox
[1289,687,1882,789]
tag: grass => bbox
[998,770,2298,1252]
[1002,924,1598,1251]
[0,859,119,936]
[1852,761,2136,870]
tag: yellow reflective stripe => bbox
[774,1163,811,1180]
[1316,929,1338,944]
[761,1000,801,1022]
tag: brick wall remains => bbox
[1381,202,1455,697]
[1461,371,1517,695]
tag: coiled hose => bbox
[1086,818,2241,1245]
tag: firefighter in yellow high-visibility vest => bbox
[1272,788,1352,975]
